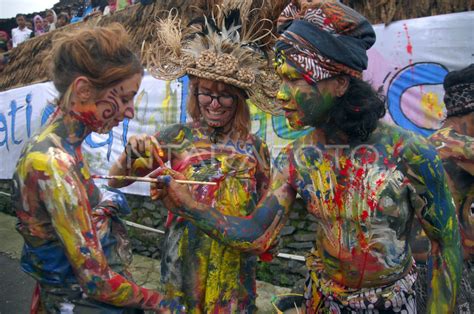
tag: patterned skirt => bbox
[304,253,417,313]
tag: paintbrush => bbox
[92,174,217,186]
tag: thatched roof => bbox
[0,0,289,92]
[0,0,471,92]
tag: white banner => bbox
[1,12,473,195]
[366,11,474,136]
[0,74,185,194]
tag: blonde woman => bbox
[108,2,281,312]
[12,24,165,313]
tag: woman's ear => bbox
[334,76,350,97]
[73,77,94,103]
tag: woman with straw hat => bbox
[108,1,283,312]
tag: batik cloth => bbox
[304,252,417,313]
[444,83,474,117]
[275,1,376,84]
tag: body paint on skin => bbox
[147,121,270,313]
[164,121,461,312]
[12,74,163,311]
[276,61,335,129]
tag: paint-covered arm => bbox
[38,153,163,310]
[404,138,462,313]
[430,128,474,175]
[252,135,271,197]
[108,133,167,188]
[164,147,297,253]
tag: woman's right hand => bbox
[124,134,165,168]
[108,134,165,188]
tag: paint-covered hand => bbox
[152,168,200,212]
[109,134,167,188]
[149,168,182,210]
[125,133,165,168]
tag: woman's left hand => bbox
[149,167,197,211]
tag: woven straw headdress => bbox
[146,0,283,115]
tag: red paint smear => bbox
[108,274,125,291]
[340,158,352,176]
[403,23,413,55]
[84,258,100,270]
[337,216,343,262]
[334,186,344,209]
[375,177,384,187]
[357,251,369,288]
[259,252,274,262]
[303,71,314,85]
[367,198,378,212]
[393,139,404,157]
[72,110,103,129]
[367,151,377,163]
[165,211,175,228]
[288,151,297,186]
[360,210,369,221]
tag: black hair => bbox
[326,76,386,141]
[16,14,25,19]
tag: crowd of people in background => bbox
[0,0,152,73]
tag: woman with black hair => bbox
[161,1,461,313]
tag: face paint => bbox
[276,61,335,129]
[70,73,141,134]
[195,79,238,130]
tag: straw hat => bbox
[146,0,283,115]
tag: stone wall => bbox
[0,180,13,215]
[0,178,310,291]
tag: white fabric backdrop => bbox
[1,12,472,195]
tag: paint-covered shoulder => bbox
[16,146,76,182]
[378,122,429,149]
[386,124,442,171]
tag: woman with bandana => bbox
[161,1,462,313]
[12,24,165,313]
[107,2,278,313]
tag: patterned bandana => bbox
[443,64,474,117]
[275,1,376,84]
[445,83,474,117]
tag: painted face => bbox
[71,73,142,134]
[196,79,238,129]
[276,61,335,129]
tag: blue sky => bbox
[0,0,58,19]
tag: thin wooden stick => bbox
[92,174,217,186]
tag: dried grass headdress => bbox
[146,0,284,115]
